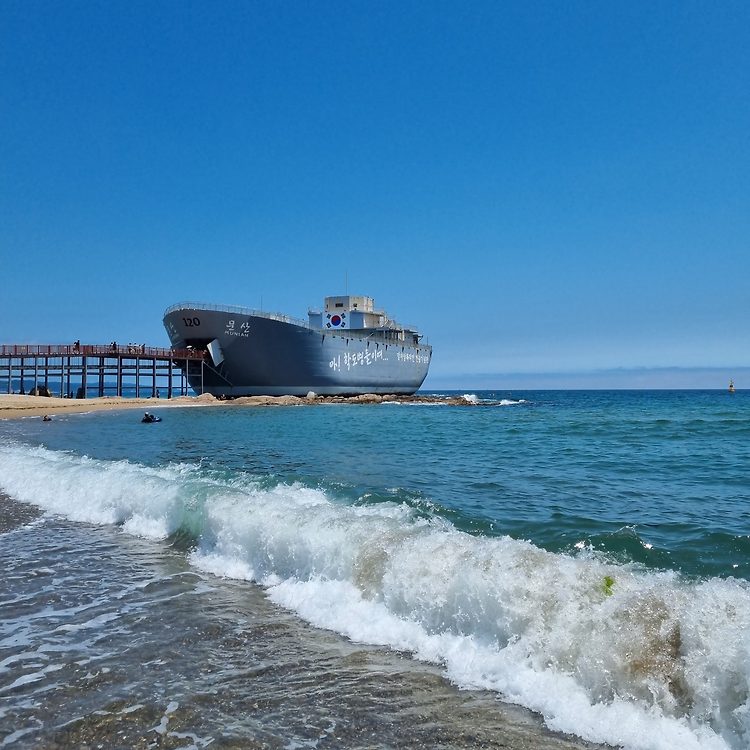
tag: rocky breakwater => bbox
[228,393,482,407]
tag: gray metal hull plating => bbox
[163,307,431,396]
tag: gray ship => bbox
[163,295,431,396]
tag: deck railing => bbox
[163,302,429,344]
[164,301,310,329]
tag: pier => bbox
[0,344,206,399]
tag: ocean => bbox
[0,390,748,750]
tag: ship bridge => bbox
[308,295,417,336]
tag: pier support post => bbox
[0,346,205,401]
[81,356,87,398]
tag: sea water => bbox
[0,390,748,749]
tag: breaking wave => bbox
[0,440,748,750]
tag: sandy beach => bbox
[0,393,220,420]
[0,392,477,420]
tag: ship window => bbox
[335,303,344,308]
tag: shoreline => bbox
[0,393,218,420]
[0,392,478,421]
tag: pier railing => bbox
[0,344,203,359]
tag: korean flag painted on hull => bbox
[326,312,346,329]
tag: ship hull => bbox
[163,306,431,397]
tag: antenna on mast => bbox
[345,271,348,295]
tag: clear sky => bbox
[1,1,748,388]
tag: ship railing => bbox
[317,322,429,345]
[164,301,310,329]
[310,309,426,336]
[163,302,430,345]
[343,329,430,346]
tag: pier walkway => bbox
[0,343,206,399]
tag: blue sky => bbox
[1,1,748,388]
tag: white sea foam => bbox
[0,440,748,750]
[0,444,205,537]
[459,394,527,406]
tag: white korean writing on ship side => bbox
[329,349,385,371]
[224,319,251,338]
[396,351,429,364]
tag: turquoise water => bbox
[1,390,749,749]
[8,390,747,578]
